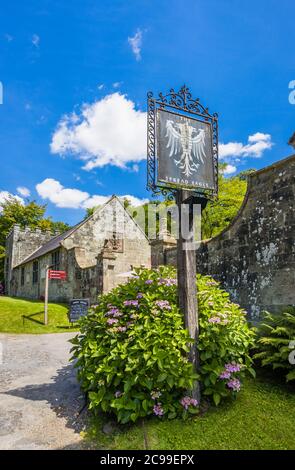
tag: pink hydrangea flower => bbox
[219,371,231,380]
[107,318,118,325]
[123,300,139,307]
[155,300,171,310]
[227,378,241,392]
[117,326,127,332]
[209,316,221,324]
[158,278,177,286]
[225,363,241,373]
[180,396,199,410]
[153,403,164,416]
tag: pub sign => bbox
[147,85,218,197]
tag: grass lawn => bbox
[86,373,295,450]
[0,295,78,333]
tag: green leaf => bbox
[124,379,132,393]
[158,373,167,382]
[142,399,149,412]
[213,393,221,406]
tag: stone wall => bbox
[5,225,56,295]
[7,197,151,303]
[163,154,295,319]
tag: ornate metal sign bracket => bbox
[147,85,218,201]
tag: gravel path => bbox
[0,333,89,450]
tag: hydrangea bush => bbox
[70,266,255,423]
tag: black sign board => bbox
[147,85,218,199]
[157,109,216,191]
[69,298,90,323]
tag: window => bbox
[21,267,25,286]
[75,268,82,280]
[51,250,60,270]
[5,257,9,280]
[32,261,39,284]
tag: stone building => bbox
[5,153,295,317]
[5,196,151,303]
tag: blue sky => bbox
[0,0,294,225]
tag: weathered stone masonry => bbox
[164,154,295,319]
[5,154,295,316]
[5,196,151,303]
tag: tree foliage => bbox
[201,168,247,239]
[0,196,69,282]
[83,168,250,241]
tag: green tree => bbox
[83,169,249,242]
[201,167,247,239]
[0,197,69,282]
[236,168,256,181]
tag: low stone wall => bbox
[164,154,295,319]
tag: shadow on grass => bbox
[57,325,79,330]
[22,313,78,329]
[22,312,45,326]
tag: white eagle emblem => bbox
[165,119,207,177]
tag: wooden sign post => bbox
[147,86,218,402]
[44,265,49,326]
[44,268,67,325]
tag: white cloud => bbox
[17,186,31,197]
[119,195,149,207]
[36,178,89,209]
[50,93,147,171]
[113,82,122,89]
[222,164,237,175]
[219,132,273,161]
[36,178,148,209]
[0,191,24,210]
[32,34,40,47]
[98,84,104,90]
[128,29,143,61]
[248,132,271,143]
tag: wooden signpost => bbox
[147,86,219,401]
[44,266,67,325]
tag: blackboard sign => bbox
[68,298,90,323]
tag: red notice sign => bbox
[48,270,67,280]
